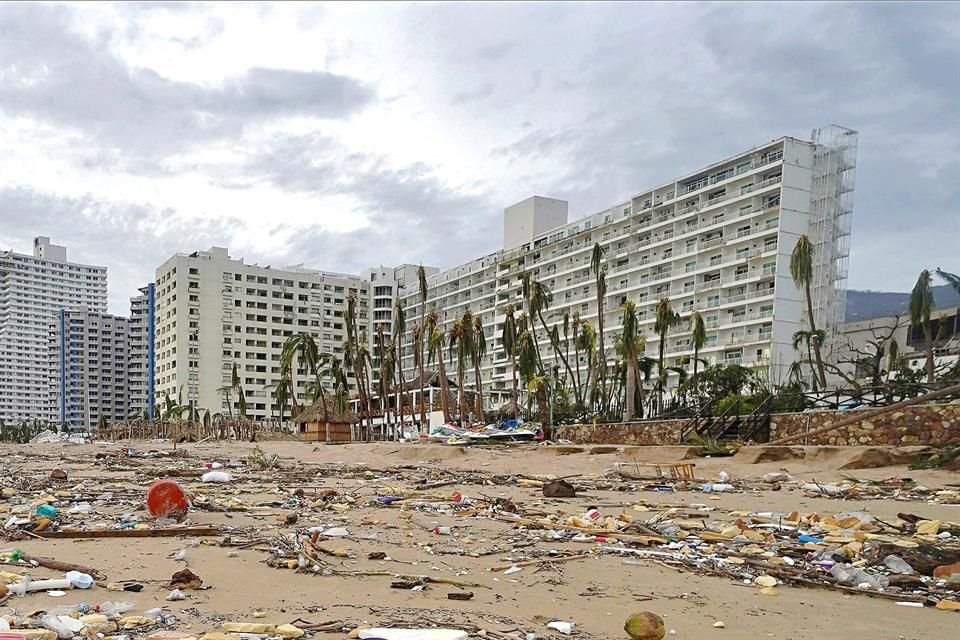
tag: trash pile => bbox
[427,422,540,445]
[1,442,958,640]
[29,430,89,445]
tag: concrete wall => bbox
[768,403,960,446]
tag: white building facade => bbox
[397,127,858,405]
[48,310,130,430]
[153,247,369,422]
[0,237,108,423]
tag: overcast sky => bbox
[1,1,958,314]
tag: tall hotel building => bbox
[153,247,372,422]
[0,237,108,423]
[397,126,857,399]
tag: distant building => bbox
[48,309,130,431]
[834,306,959,382]
[128,284,156,417]
[0,237,107,423]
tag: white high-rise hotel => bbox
[397,126,857,400]
[0,237,108,423]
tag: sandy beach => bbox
[2,440,958,640]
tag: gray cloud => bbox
[0,3,372,158]
[240,133,503,268]
[480,3,960,288]
[0,187,245,313]
[476,41,516,61]
[0,0,957,312]
[450,82,494,106]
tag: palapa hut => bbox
[293,401,358,443]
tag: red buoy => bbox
[146,480,189,519]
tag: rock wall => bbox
[555,403,960,446]
[556,419,686,445]
[768,402,960,446]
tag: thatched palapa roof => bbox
[293,401,358,424]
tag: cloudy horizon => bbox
[1,1,958,314]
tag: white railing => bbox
[701,237,724,249]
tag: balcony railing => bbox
[701,237,724,249]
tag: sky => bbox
[1,1,958,315]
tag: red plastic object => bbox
[146,480,189,518]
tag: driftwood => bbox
[19,553,106,580]
[490,552,591,572]
[495,514,666,546]
[36,527,221,539]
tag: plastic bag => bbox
[201,471,232,483]
[98,601,136,617]
[42,614,83,639]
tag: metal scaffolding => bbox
[808,125,858,342]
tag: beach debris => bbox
[543,479,577,498]
[546,620,574,634]
[200,471,232,483]
[167,568,203,590]
[146,480,190,519]
[624,611,665,640]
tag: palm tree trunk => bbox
[510,352,519,416]
[456,353,467,423]
[693,347,700,400]
[436,355,451,423]
[596,281,607,411]
[537,310,578,403]
[635,360,646,419]
[805,339,818,392]
[573,340,582,410]
[528,317,545,376]
[923,324,935,383]
[804,281,828,388]
[472,360,485,423]
[657,332,666,415]
[419,315,427,426]
[394,358,404,441]
[624,353,636,421]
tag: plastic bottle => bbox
[98,602,136,617]
[702,483,733,493]
[66,571,94,589]
[829,564,851,584]
[883,555,915,575]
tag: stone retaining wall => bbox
[555,402,960,446]
[768,402,960,446]
[555,419,686,445]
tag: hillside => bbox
[845,284,960,322]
